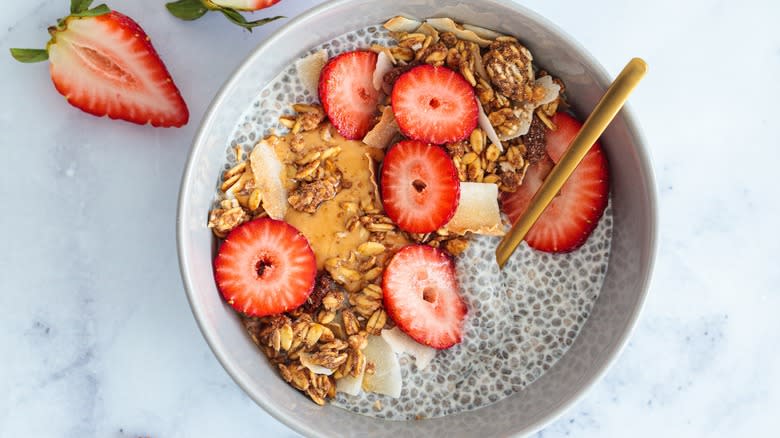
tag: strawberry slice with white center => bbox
[391,64,478,144]
[318,50,380,139]
[500,112,609,253]
[215,218,317,317]
[11,7,188,127]
[380,140,461,233]
[382,245,467,349]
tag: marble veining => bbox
[1,0,778,436]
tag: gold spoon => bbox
[495,58,647,269]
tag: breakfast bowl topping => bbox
[391,65,478,144]
[205,15,614,415]
[382,245,466,349]
[380,140,461,234]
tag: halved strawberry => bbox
[391,64,478,144]
[500,112,609,253]
[11,6,188,127]
[215,218,317,317]
[318,50,380,139]
[382,245,467,349]
[380,140,460,233]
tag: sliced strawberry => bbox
[215,218,317,317]
[211,0,280,10]
[380,140,460,233]
[318,50,380,139]
[500,113,609,253]
[42,11,188,127]
[391,64,478,144]
[382,245,467,349]
[545,112,594,163]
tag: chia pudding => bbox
[207,17,612,421]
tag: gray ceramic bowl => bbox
[177,0,657,436]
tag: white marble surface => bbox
[1,0,778,436]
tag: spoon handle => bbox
[495,58,647,268]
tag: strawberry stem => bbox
[71,4,110,18]
[9,48,48,63]
[11,2,111,65]
[216,8,283,32]
[165,0,284,31]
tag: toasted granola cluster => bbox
[207,147,268,237]
[483,38,535,101]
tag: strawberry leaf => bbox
[72,4,110,17]
[70,0,93,14]
[166,0,209,21]
[241,15,285,29]
[9,48,48,63]
[216,7,283,31]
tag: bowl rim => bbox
[176,0,658,436]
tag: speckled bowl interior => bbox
[176,0,657,436]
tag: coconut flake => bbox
[295,49,327,96]
[336,357,366,395]
[477,100,504,152]
[362,107,399,149]
[249,139,287,219]
[444,182,506,236]
[424,18,492,47]
[534,75,561,106]
[373,51,393,92]
[299,352,335,376]
[381,327,437,370]
[462,23,505,40]
[383,16,422,33]
[361,335,402,398]
[415,22,440,44]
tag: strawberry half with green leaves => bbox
[166,0,284,31]
[10,2,188,127]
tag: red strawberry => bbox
[10,6,188,127]
[215,218,317,317]
[380,140,460,233]
[391,64,478,144]
[318,50,380,139]
[500,112,609,253]
[382,245,467,349]
[211,0,280,10]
